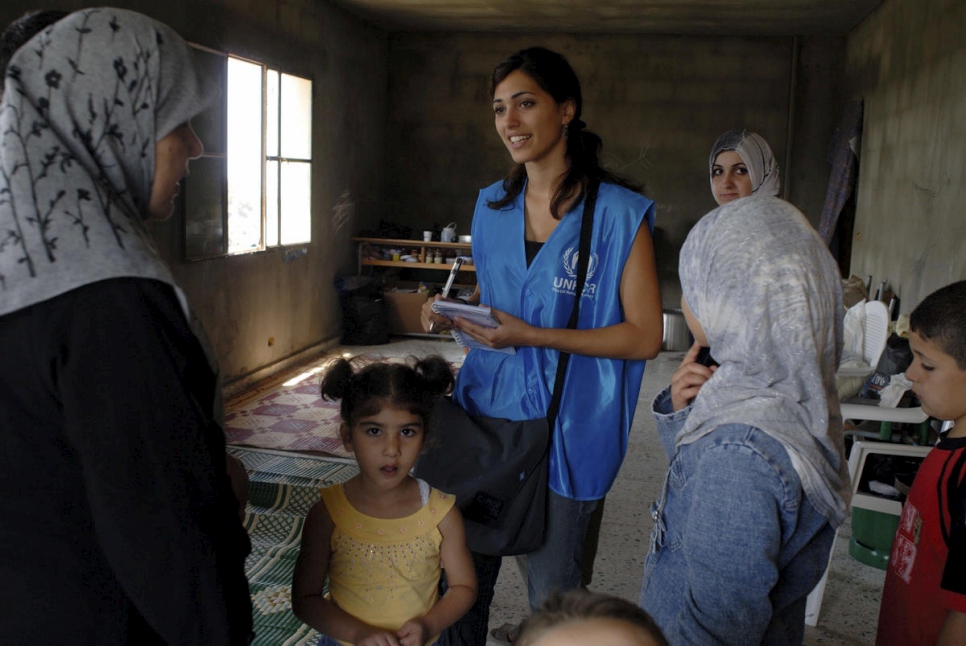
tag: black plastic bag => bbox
[861,333,914,400]
[336,276,390,345]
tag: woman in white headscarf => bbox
[708,129,781,205]
[0,8,252,643]
[639,196,849,644]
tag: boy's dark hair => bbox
[487,46,642,219]
[320,355,454,437]
[0,9,69,96]
[910,280,966,370]
[516,588,669,646]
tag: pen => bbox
[430,256,464,333]
[440,256,464,299]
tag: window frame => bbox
[182,44,312,261]
[263,67,314,248]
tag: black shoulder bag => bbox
[415,179,599,556]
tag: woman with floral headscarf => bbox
[0,8,251,643]
[639,196,849,644]
[708,129,781,206]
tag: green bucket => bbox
[849,507,900,570]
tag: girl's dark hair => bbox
[319,355,454,436]
[910,279,966,370]
[516,588,669,646]
[487,46,642,219]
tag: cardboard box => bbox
[384,290,430,335]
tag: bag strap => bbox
[546,178,599,430]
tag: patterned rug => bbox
[225,374,351,458]
[231,445,359,646]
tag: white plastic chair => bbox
[808,303,928,626]
[836,300,889,381]
[840,299,927,442]
[859,300,890,371]
[805,441,931,627]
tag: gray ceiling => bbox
[328,0,884,35]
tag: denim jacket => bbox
[639,386,834,645]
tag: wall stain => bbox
[283,248,308,262]
[332,189,354,234]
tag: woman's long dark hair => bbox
[487,47,642,219]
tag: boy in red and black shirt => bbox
[877,280,966,645]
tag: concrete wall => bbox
[845,0,966,308]
[787,36,849,227]
[384,33,844,309]
[1,0,388,392]
[3,1,863,390]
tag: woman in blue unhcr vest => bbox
[421,46,663,645]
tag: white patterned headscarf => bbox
[678,196,850,526]
[0,8,218,317]
[709,129,781,199]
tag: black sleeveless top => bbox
[524,239,544,268]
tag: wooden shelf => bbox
[352,237,475,338]
[362,259,476,272]
[353,237,475,274]
[353,236,470,250]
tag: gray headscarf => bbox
[678,196,850,526]
[709,129,781,199]
[0,8,218,317]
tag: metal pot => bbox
[662,308,690,351]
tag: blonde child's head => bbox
[907,280,966,428]
[320,355,454,445]
[516,589,668,646]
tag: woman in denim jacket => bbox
[639,196,851,644]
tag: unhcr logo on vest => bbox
[553,246,599,298]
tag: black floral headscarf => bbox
[0,7,218,316]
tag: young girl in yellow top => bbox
[293,355,477,646]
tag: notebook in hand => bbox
[431,301,516,354]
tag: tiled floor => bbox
[247,337,886,645]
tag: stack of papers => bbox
[431,301,515,354]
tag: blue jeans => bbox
[516,492,600,610]
[639,392,836,644]
[437,491,599,646]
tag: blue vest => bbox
[453,180,655,500]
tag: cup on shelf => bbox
[422,230,433,242]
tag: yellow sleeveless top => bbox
[320,481,454,644]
